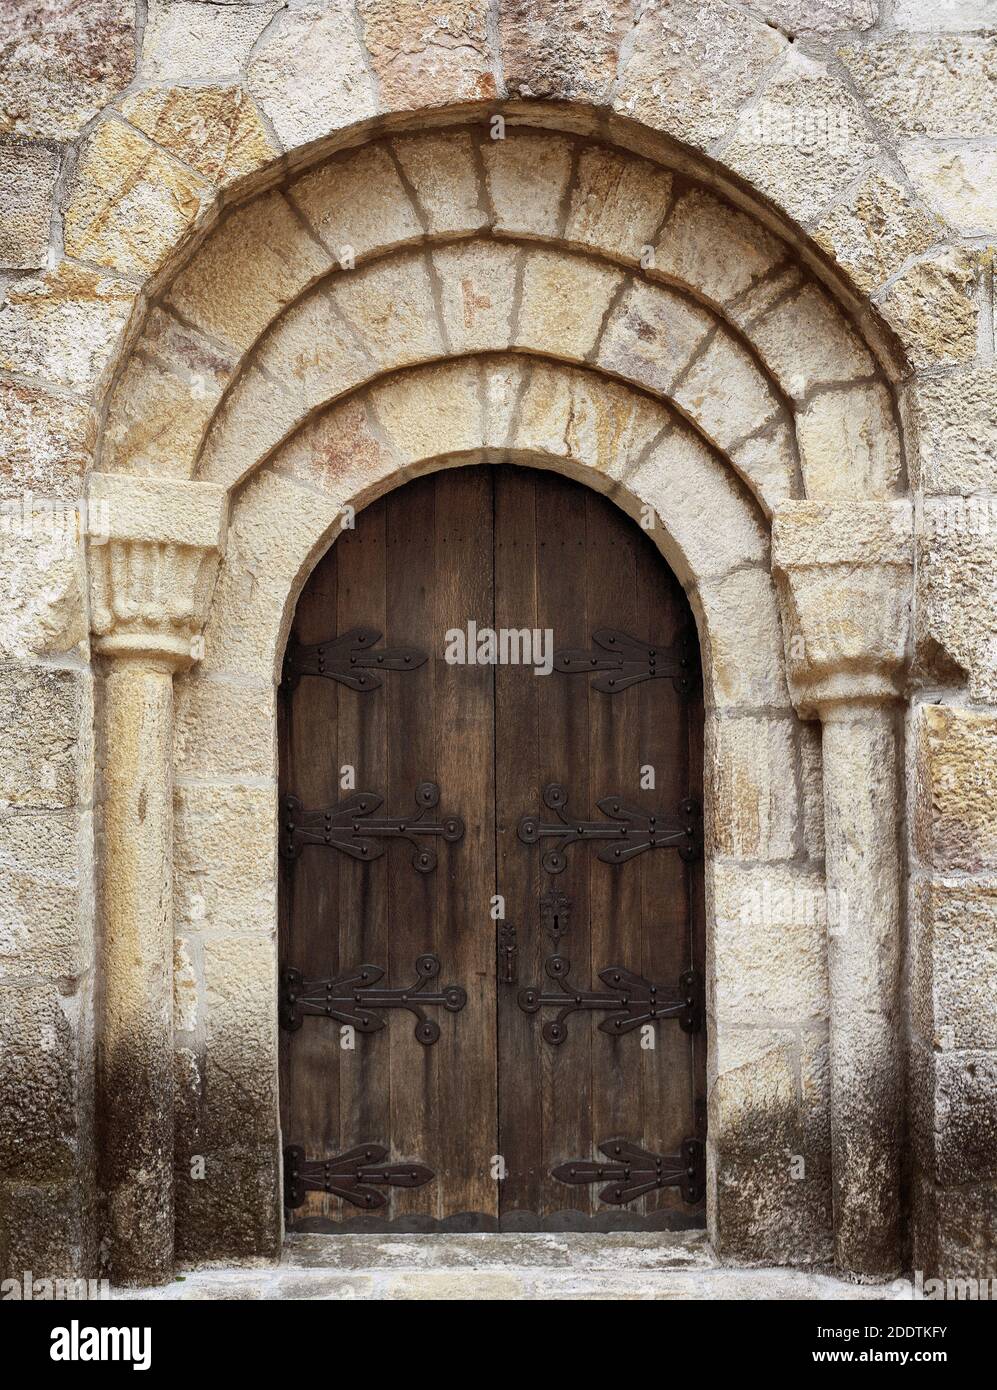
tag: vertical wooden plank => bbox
[384,474,439,1221]
[584,490,644,1212]
[636,540,698,1221]
[493,467,542,1221]
[432,467,498,1222]
[279,539,343,1226]
[335,505,390,1196]
[532,470,594,1219]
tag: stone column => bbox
[772,501,913,1279]
[87,474,228,1284]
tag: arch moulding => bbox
[84,124,915,1285]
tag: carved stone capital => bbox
[87,474,228,671]
[771,501,914,718]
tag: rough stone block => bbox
[876,247,980,368]
[167,190,333,355]
[0,143,58,270]
[432,240,519,354]
[0,0,135,142]
[564,146,671,262]
[174,784,276,935]
[652,188,784,306]
[247,0,377,150]
[0,264,135,391]
[614,0,786,150]
[0,382,95,500]
[121,84,279,188]
[0,666,85,810]
[516,248,623,362]
[143,0,281,83]
[356,0,498,107]
[595,279,712,396]
[290,143,423,263]
[482,130,574,240]
[813,166,940,295]
[390,129,488,237]
[914,704,997,873]
[706,715,803,861]
[911,877,997,1052]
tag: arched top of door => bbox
[97,120,910,518]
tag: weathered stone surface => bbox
[167,190,332,354]
[743,281,876,400]
[0,666,84,810]
[247,1,377,151]
[742,0,876,33]
[876,246,980,367]
[672,333,782,451]
[812,166,940,294]
[432,240,519,354]
[728,422,797,516]
[391,130,488,236]
[289,143,422,262]
[143,0,281,83]
[0,509,88,659]
[914,1046,997,1186]
[911,877,997,1052]
[482,130,574,240]
[511,358,667,481]
[66,118,210,275]
[0,982,77,1178]
[706,716,802,861]
[275,393,395,499]
[915,704,997,873]
[916,498,997,700]
[796,382,902,498]
[357,0,498,106]
[911,365,997,494]
[901,143,997,234]
[174,785,275,934]
[0,0,135,141]
[564,146,671,262]
[0,143,58,270]
[0,263,135,390]
[0,810,87,976]
[724,49,879,225]
[913,1177,997,1281]
[624,430,769,585]
[693,567,791,710]
[895,0,996,28]
[174,675,275,783]
[121,85,279,187]
[201,468,344,682]
[595,279,712,395]
[0,382,95,498]
[838,35,997,138]
[653,188,784,305]
[711,861,829,1020]
[368,358,483,462]
[102,308,238,478]
[516,248,623,362]
[614,0,786,149]
[500,0,632,101]
[174,1143,280,1264]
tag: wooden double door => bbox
[279,465,706,1230]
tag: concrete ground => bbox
[115,1232,915,1300]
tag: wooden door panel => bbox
[280,463,704,1231]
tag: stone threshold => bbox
[114,1233,914,1300]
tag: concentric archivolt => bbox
[102,127,905,518]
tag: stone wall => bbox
[1,0,995,1286]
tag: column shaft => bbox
[820,702,904,1277]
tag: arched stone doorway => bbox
[83,119,915,1285]
[278,462,707,1230]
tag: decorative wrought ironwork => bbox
[284,1144,435,1209]
[540,888,571,949]
[518,783,701,873]
[553,628,697,696]
[519,956,700,1044]
[281,954,467,1044]
[551,1138,705,1206]
[280,781,464,871]
[497,923,518,984]
[282,627,427,692]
